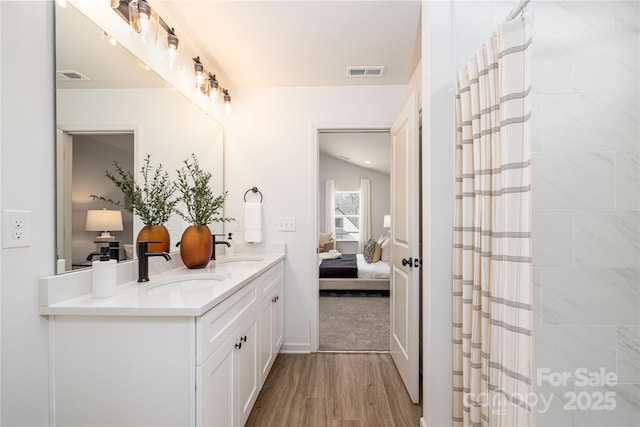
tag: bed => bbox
[319,253,390,291]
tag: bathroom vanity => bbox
[40,250,284,427]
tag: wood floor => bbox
[245,353,422,427]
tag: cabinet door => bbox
[259,297,273,387]
[236,312,259,427]
[272,284,284,353]
[197,333,237,427]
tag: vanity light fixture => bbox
[129,0,152,35]
[166,28,180,70]
[223,89,231,114]
[193,56,205,87]
[208,73,219,99]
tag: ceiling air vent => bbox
[346,66,386,78]
[56,70,91,82]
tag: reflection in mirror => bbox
[55,1,224,274]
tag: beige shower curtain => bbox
[452,13,534,427]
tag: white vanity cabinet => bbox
[46,258,285,427]
[196,280,260,427]
[258,262,284,386]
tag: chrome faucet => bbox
[211,233,231,260]
[137,241,171,282]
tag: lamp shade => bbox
[85,209,123,232]
[383,214,391,229]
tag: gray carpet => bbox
[319,291,390,351]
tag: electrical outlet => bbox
[276,217,296,232]
[3,209,32,248]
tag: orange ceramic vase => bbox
[136,225,170,256]
[180,225,213,269]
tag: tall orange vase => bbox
[180,225,212,269]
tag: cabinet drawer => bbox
[258,262,283,299]
[197,283,257,364]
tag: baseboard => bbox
[279,342,311,354]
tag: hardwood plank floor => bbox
[246,353,422,427]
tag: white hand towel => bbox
[244,202,262,243]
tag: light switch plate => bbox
[276,217,296,232]
[3,209,32,248]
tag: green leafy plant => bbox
[174,153,232,226]
[91,154,177,226]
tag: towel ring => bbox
[244,187,263,203]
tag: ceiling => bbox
[151,0,422,88]
[319,131,390,176]
[56,1,416,172]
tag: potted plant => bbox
[174,153,231,268]
[91,154,177,254]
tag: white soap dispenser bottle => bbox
[92,246,117,298]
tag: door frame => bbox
[310,122,393,352]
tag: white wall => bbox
[529,2,640,426]
[224,85,407,351]
[422,1,455,425]
[0,2,54,425]
[319,153,390,254]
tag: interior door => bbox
[389,93,420,403]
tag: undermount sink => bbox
[145,275,226,294]
[216,256,264,264]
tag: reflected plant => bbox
[91,154,177,226]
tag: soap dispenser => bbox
[226,232,235,256]
[92,246,117,298]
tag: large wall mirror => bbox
[55,1,224,274]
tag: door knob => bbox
[402,257,413,267]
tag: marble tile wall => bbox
[531,1,640,425]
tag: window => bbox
[335,191,360,241]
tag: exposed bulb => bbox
[138,13,150,34]
[167,30,179,70]
[195,71,205,86]
[193,57,205,87]
[208,74,219,101]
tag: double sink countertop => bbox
[40,250,285,317]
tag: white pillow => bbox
[380,236,391,263]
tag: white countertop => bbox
[40,252,285,317]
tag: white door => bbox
[389,93,420,403]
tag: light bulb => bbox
[167,30,179,70]
[195,71,205,86]
[138,14,150,34]
[193,57,205,87]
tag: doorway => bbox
[316,129,391,351]
[56,130,134,272]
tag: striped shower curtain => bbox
[452,13,534,427]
